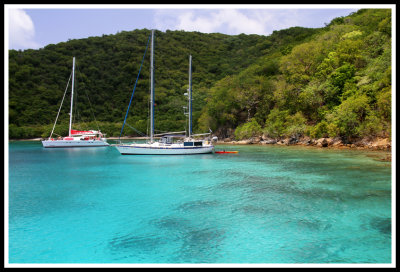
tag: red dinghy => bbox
[215,151,239,154]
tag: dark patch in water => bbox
[177,227,225,263]
[218,173,356,203]
[176,200,220,212]
[150,215,225,263]
[216,174,291,191]
[218,171,390,205]
[247,179,296,195]
[294,241,346,263]
[151,216,192,232]
[365,190,391,198]
[296,219,332,231]
[370,217,391,235]
[109,233,164,253]
[243,174,344,202]
[191,169,213,175]
[295,187,343,201]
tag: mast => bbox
[150,30,155,143]
[69,57,75,137]
[188,55,193,138]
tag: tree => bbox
[263,108,289,138]
[234,118,262,140]
[284,112,307,138]
[280,41,324,86]
[329,94,370,140]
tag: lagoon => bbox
[7,141,392,264]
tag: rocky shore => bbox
[217,136,392,157]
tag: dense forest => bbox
[8,9,391,143]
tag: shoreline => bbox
[216,136,391,151]
[8,136,391,161]
[10,136,392,151]
[216,136,392,162]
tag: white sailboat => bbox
[115,30,214,155]
[42,57,109,148]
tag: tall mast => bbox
[150,30,155,143]
[188,55,193,138]
[69,57,75,137]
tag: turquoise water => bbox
[8,141,392,264]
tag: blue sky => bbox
[6,4,381,51]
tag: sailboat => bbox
[41,57,109,148]
[115,30,214,155]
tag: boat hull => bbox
[116,144,214,155]
[42,140,109,148]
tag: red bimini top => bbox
[70,129,96,135]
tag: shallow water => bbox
[7,141,392,264]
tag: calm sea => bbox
[7,141,392,265]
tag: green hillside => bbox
[199,9,392,142]
[8,9,391,142]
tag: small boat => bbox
[215,150,239,154]
[42,57,109,148]
[115,30,214,155]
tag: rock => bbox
[298,136,311,145]
[237,139,252,144]
[251,137,262,144]
[371,138,391,150]
[264,139,277,144]
[261,134,270,141]
[316,138,329,147]
[331,137,343,147]
[288,137,298,145]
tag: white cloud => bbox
[8,8,41,50]
[153,8,357,36]
[155,9,268,35]
[217,9,265,35]
[154,9,312,36]
[176,11,217,33]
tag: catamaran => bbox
[42,57,109,148]
[115,30,214,155]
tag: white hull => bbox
[42,139,109,148]
[116,143,214,155]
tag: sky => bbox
[4,4,376,51]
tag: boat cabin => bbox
[183,141,203,147]
[160,135,203,147]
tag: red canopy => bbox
[70,129,95,135]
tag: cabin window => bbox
[194,141,203,146]
[184,142,194,146]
